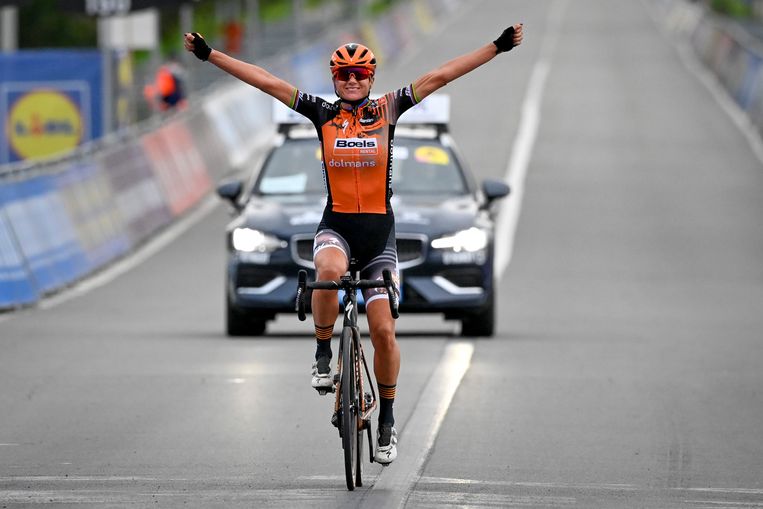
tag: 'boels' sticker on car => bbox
[414,146,449,165]
[333,137,378,155]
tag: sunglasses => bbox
[333,67,373,81]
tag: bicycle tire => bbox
[355,331,364,486]
[356,424,364,486]
[341,327,357,490]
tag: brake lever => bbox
[382,269,399,319]
[296,270,307,321]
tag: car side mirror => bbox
[216,180,244,211]
[480,179,510,209]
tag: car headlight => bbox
[431,227,488,253]
[231,228,287,253]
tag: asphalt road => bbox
[2,0,763,507]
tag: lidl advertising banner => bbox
[0,50,102,164]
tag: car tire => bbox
[460,290,495,337]
[226,299,267,337]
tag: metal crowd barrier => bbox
[655,0,763,139]
[0,0,463,310]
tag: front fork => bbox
[332,292,377,436]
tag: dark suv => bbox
[217,95,509,336]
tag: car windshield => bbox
[256,137,467,196]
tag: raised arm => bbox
[183,32,296,106]
[413,24,523,102]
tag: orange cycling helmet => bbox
[330,43,377,75]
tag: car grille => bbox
[236,267,281,288]
[295,237,314,264]
[437,267,485,288]
[292,234,427,269]
[397,237,426,265]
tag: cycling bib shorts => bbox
[314,213,398,305]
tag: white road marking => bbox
[417,477,640,491]
[494,0,570,281]
[368,342,473,507]
[409,491,577,507]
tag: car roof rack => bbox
[273,94,450,135]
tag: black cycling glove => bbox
[493,26,517,54]
[190,32,212,61]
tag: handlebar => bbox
[296,269,399,321]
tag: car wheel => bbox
[226,299,267,337]
[460,290,495,337]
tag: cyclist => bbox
[184,23,523,465]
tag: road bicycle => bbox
[296,268,399,490]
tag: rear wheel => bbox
[460,290,495,337]
[341,328,357,490]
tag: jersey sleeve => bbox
[385,84,420,125]
[290,90,334,130]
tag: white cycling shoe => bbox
[311,356,333,392]
[374,425,398,465]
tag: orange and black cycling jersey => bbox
[289,86,419,215]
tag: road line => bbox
[409,491,577,507]
[494,0,569,281]
[417,477,640,491]
[364,341,473,508]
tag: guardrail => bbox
[0,0,463,310]
[655,0,763,138]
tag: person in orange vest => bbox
[144,58,187,112]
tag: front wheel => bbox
[341,328,358,490]
[226,298,267,337]
[355,421,364,487]
[460,290,495,337]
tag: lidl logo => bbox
[6,89,84,161]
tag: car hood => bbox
[233,193,486,238]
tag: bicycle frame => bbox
[333,278,377,425]
[296,268,399,489]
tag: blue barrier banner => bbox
[55,160,131,269]
[100,142,172,245]
[0,50,103,164]
[0,182,38,308]
[2,175,89,294]
[737,50,763,110]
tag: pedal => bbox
[315,386,335,395]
